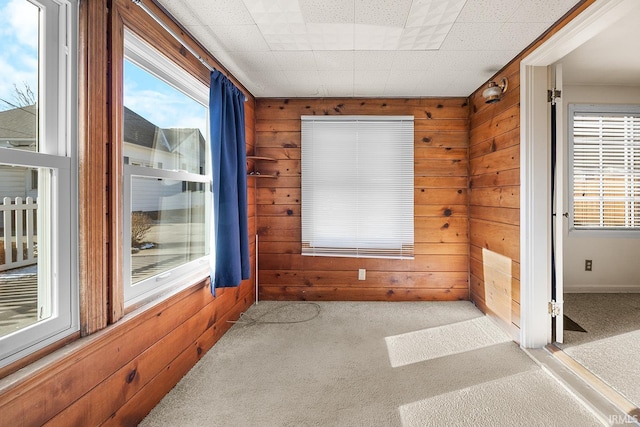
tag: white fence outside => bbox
[0,197,38,272]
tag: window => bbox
[301,116,414,259]
[0,0,78,367]
[570,104,640,230]
[123,30,211,307]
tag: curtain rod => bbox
[131,0,248,101]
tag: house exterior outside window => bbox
[0,0,78,368]
[122,30,212,307]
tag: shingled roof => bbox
[0,104,37,148]
[0,105,205,152]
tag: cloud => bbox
[3,0,39,49]
[0,0,39,107]
[124,73,208,137]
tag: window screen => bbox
[301,116,414,258]
[570,104,640,230]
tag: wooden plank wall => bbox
[467,0,595,340]
[0,281,254,426]
[468,61,521,338]
[0,0,257,424]
[254,98,470,301]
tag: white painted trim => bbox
[519,0,640,348]
[520,64,552,348]
[522,0,638,67]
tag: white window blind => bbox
[301,116,414,259]
[570,104,640,229]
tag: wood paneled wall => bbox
[0,281,254,426]
[468,62,521,338]
[254,98,470,301]
[0,0,256,424]
[467,0,595,339]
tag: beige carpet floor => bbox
[141,301,602,426]
[559,293,640,409]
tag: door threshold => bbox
[524,345,640,426]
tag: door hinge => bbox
[547,89,561,104]
[548,300,561,317]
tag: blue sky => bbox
[0,0,38,111]
[124,60,208,136]
[0,0,207,137]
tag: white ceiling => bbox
[156,0,582,98]
[559,3,640,86]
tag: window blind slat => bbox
[301,116,414,259]
[571,105,640,229]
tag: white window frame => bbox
[568,103,640,236]
[301,115,414,259]
[0,0,78,368]
[123,30,211,307]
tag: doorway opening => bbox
[521,0,640,410]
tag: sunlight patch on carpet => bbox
[398,369,601,427]
[385,316,511,368]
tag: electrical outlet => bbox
[585,260,592,271]
[358,269,366,280]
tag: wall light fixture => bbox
[482,77,508,104]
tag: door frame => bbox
[519,0,637,348]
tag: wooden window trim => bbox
[108,0,248,322]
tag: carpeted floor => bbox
[559,293,640,409]
[141,301,602,426]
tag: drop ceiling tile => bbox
[354,0,413,27]
[183,25,228,53]
[456,0,523,23]
[244,68,291,96]
[319,70,354,87]
[323,84,354,97]
[398,25,452,50]
[442,70,489,95]
[306,23,355,50]
[272,51,318,70]
[405,0,466,28]
[354,69,390,86]
[414,72,455,96]
[463,50,520,76]
[492,22,551,51]
[353,84,388,97]
[383,84,420,97]
[299,0,355,24]
[228,51,281,71]
[155,0,201,26]
[318,69,354,96]
[314,51,354,71]
[392,50,440,71]
[439,22,500,51]
[205,25,270,52]
[354,24,403,50]
[508,0,580,23]
[156,0,586,99]
[283,69,321,87]
[242,0,305,22]
[354,51,397,70]
[386,69,427,86]
[162,0,255,27]
[292,84,329,97]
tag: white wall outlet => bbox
[358,269,366,280]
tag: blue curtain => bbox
[209,70,249,294]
